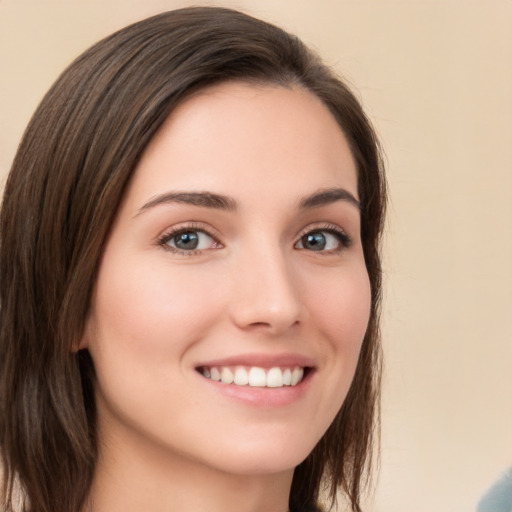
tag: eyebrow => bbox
[138,191,237,214]
[137,187,359,216]
[299,188,360,210]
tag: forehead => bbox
[124,81,358,209]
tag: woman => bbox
[0,7,386,512]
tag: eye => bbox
[295,227,351,252]
[159,227,220,254]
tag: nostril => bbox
[243,319,301,334]
[247,321,272,328]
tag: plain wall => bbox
[1,1,511,511]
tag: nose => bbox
[228,245,303,335]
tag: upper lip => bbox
[195,352,316,369]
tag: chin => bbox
[195,430,319,476]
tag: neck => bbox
[84,424,293,512]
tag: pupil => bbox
[304,232,326,251]
[175,231,199,250]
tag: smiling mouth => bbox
[197,366,309,388]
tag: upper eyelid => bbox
[157,222,219,241]
[156,223,222,252]
[295,223,353,250]
[156,224,222,257]
[156,221,352,248]
[295,222,351,239]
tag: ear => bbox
[76,335,89,352]
[74,316,94,352]
[72,337,88,353]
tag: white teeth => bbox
[234,366,249,386]
[248,367,266,387]
[220,367,234,384]
[291,367,304,386]
[266,367,283,388]
[201,365,306,388]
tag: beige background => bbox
[1,1,511,511]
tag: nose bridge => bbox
[229,238,302,333]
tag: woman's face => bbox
[83,82,371,477]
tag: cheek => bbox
[308,263,372,351]
[86,255,225,364]
[295,262,371,441]
[84,257,228,429]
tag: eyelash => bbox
[296,223,352,253]
[157,222,219,256]
[157,222,352,256]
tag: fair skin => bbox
[81,82,371,512]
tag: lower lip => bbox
[198,370,313,407]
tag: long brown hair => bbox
[0,7,386,512]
